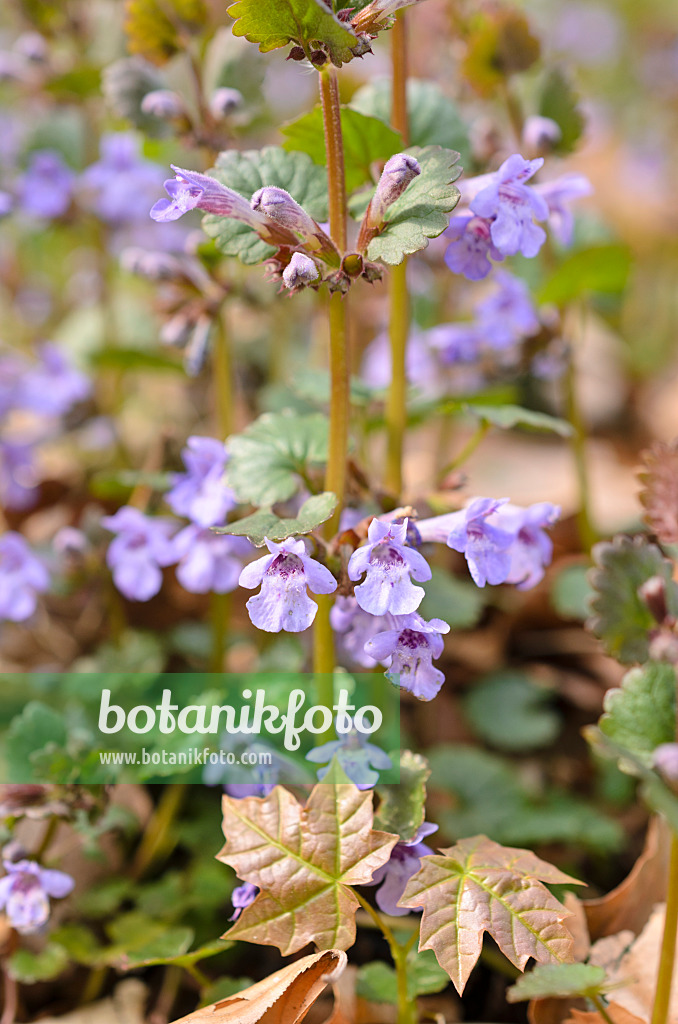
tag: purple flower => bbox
[489,501,560,589]
[426,322,481,364]
[151,166,274,233]
[102,507,178,602]
[306,729,393,789]
[534,173,593,247]
[470,154,549,258]
[165,436,235,528]
[330,595,393,668]
[361,330,440,396]
[370,823,438,916]
[0,190,12,217]
[18,150,74,219]
[80,133,164,224]
[224,782,275,798]
[419,497,515,587]
[239,537,337,633]
[229,881,258,921]
[0,440,38,510]
[0,532,49,621]
[209,87,243,119]
[173,526,250,594]
[475,271,540,350]
[348,518,431,616]
[0,859,74,934]
[522,116,562,155]
[444,213,504,281]
[19,343,90,416]
[365,612,449,701]
[282,252,319,290]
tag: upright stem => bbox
[385,13,410,497]
[211,310,233,672]
[566,307,596,553]
[651,833,678,1024]
[354,890,417,1024]
[319,68,347,253]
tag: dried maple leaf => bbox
[639,440,678,545]
[171,950,346,1024]
[399,834,583,995]
[217,783,398,954]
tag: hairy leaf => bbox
[639,440,678,545]
[538,245,632,306]
[203,147,328,265]
[539,69,585,156]
[463,402,573,437]
[399,835,581,993]
[374,750,429,842]
[506,963,607,1002]
[225,412,329,505]
[215,493,337,547]
[598,662,676,767]
[218,781,398,953]
[587,535,678,663]
[171,949,347,1024]
[365,146,461,265]
[350,78,471,164]
[124,0,208,65]
[281,107,402,193]
[227,0,360,67]
[464,672,561,752]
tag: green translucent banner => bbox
[0,673,400,786]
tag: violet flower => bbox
[534,173,593,247]
[18,150,74,219]
[102,507,178,602]
[444,213,504,281]
[80,133,164,224]
[151,166,276,233]
[0,859,74,934]
[165,436,235,528]
[306,729,393,789]
[426,322,481,365]
[229,881,258,921]
[419,497,515,587]
[470,154,549,258]
[19,343,90,416]
[173,526,250,594]
[365,612,450,701]
[475,271,540,350]
[238,537,337,633]
[348,518,431,616]
[489,501,560,589]
[361,329,440,396]
[0,531,50,621]
[282,252,319,289]
[369,823,438,916]
[330,595,393,668]
[0,440,38,510]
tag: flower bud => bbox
[13,32,48,63]
[209,87,244,120]
[287,46,306,61]
[639,575,669,625]
[120,246,183,280]
[251,186,320,243]
[366,153,421,228]
[522,115,562,156]
[282,252,320,289]
[161,310,197,349]
[654,743,678,791]
[140,89,186,120]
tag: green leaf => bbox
[200,977,254,1007]
[464,672,561,753]
[463,402,573,437]
[102,57,171,136]
[374,750,429,842]
[538,69,585,156]
[599,662,676,767]
[366,146,461,266]
[419,567,487,630]
[227,0,360,67]
[551,563,592,620]
[90,347,183,373]
[462,8,540,96]
[506,963,607,1003]
[357,950,449,1003]
[216,492,337,546]
[538,244,632,306]
[5,703,68,783]
[281,107,402,193]
[357,962,397,1003]
[588,535,678,664]
[8,946,68,984]
[225,411,329,505]
[203,146,328,265]
[586,727,678,832]
[350,79,471,165]
[124,0,208,65]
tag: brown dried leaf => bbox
[639,440,678,545]
[584,816,671,940]
[399,835,582,995]
[217,783,398,954]
[596,905,676,1023]
[172,950,346,1024]
[565,1004,645,1024]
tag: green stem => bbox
[565,325,597,553]
[319,68,347,253]
[592,995,616,1024]
[354,891,417,1024]
[210,591,229,673]
[35,815,59,862]
[214,310,234,439]
[385,12,410,498]
[651,833,678,1024]
[437,419,490,482]
[130,783,187,880]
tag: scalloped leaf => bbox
[202,146,328,265]
[281,107,402,193]
[124,0,208,65]
[215,492,337,547]
[506,963,608,1003]
[365,146,461,265]
[218,779,398,953]
[639,439,678,545]
[587,535,678,664]
[225,412,329,506]
[599,662,676,767]
[399,835,581,994]
[374,750,429,842]
[227,0,360,67]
